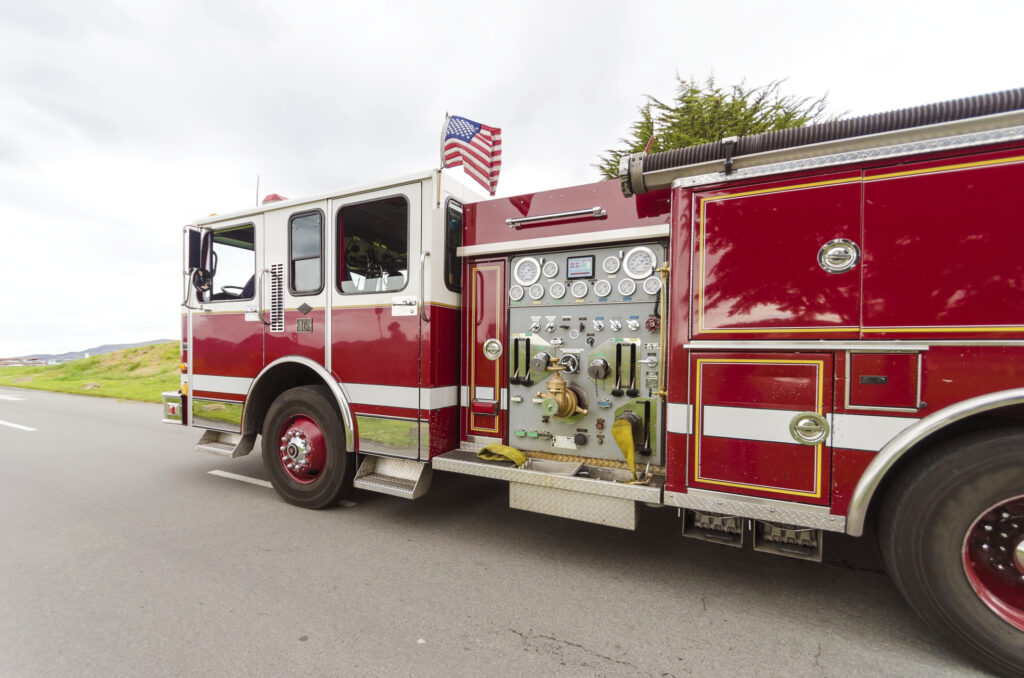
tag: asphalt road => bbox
[0,387,988,677]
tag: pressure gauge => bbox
[508,284,524,302]
[549,281,566,299]
[570,281,589,299]
[594,279,612,298]
[542,260,559,278]
[623,246,657,279]
[514,257,542,286]
[528,283,545,300]
[643,276,662,295]
[618,278,637,297]
[602,255,621,274]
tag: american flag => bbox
[441,115,502,195]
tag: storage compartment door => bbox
[693,173,861,339]
[689,353,833,506]
[464,259,506,439]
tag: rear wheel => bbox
[881,429,1024,676]
[261,385,354,509]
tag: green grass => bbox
[0,342,180,403]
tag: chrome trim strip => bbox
[685,341,930,351]
[433,450,663,503]
[846,387,1024,536]
[457,224,670,258]
[244,356,356,453]
[664,488,846,532]
[506,206,606,228]
[422,386,458,410]
[192,374,254,395]
[666,115,1024,190]
[343,383,457,411]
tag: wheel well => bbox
[243,363,331,436]
[863,403,1024,539]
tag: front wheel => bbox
[881,429,1024,676]
[261,385,354,509]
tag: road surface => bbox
[0,387,986,677]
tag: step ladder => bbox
[353,456,432,499]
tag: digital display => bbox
[566,255,595,279]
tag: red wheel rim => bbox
[276,415,327,484]
[963,495,1024,631]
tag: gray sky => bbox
[1,0,1021,356]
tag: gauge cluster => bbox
[509,243,665,306]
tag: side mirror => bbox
[185,228,202,271]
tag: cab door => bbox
[330,184,424,459]
[189,216,264,432]
[262,201,330,368]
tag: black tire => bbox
[880,428,1024,677]
[261,385,354,509]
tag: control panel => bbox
[506,243,666,466]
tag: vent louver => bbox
[270,264,284,332]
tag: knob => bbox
[544,321,556,332]
[610,320,622,331]
[529,321,540,332]
[573,432,588,447]
[558,354,579,373]
[530,352,551,372]
[588,358,610,380]
[592,319,605,332]
[627,319,640,331]
[585,336,595,347]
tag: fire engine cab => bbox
[167,89,1024,675]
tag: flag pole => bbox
[437,113,450,207]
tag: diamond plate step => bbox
[195,430,255,458]
[353,456,432,499]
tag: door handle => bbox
[419,250,430,323]
[257,269,270,326]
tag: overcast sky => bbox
[1,0,1021,356]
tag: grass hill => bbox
[0,341,179,403]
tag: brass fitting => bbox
[535,364,588,418]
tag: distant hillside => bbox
[0,342,179,403]
[18,339,175,363]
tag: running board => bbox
[353,456,432,499]
[433,450,663,530]
[195,430,255,458]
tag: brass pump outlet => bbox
[535,363,588,418]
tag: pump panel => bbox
[506,243,666,466]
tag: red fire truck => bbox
[166,89,1024,675]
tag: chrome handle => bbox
[789,412,830,445]
[637,357,658,367]
[393,299,416,306]
[419,250,430,323]
[817,239,860,274]
[506,206,607,229]
[257,269,270,326]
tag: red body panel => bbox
[331,308,419,388]
[265,309,326,367]
[465,181,670,247]
[862,150,1024,339]
[192,312,263,378]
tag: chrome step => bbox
[195,430,255,458]
[353,456,432,499]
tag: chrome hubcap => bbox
[280,429,313,473]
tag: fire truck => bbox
[166,89,1024,675]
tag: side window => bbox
[289,211,323,295]
[337,196,409,294]
[203,225,255,302]
[444,200,463,292]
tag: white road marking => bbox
[205,470,360,507]
[207,470,272,488]
[0,395,25,401]
[0,419,36,432]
